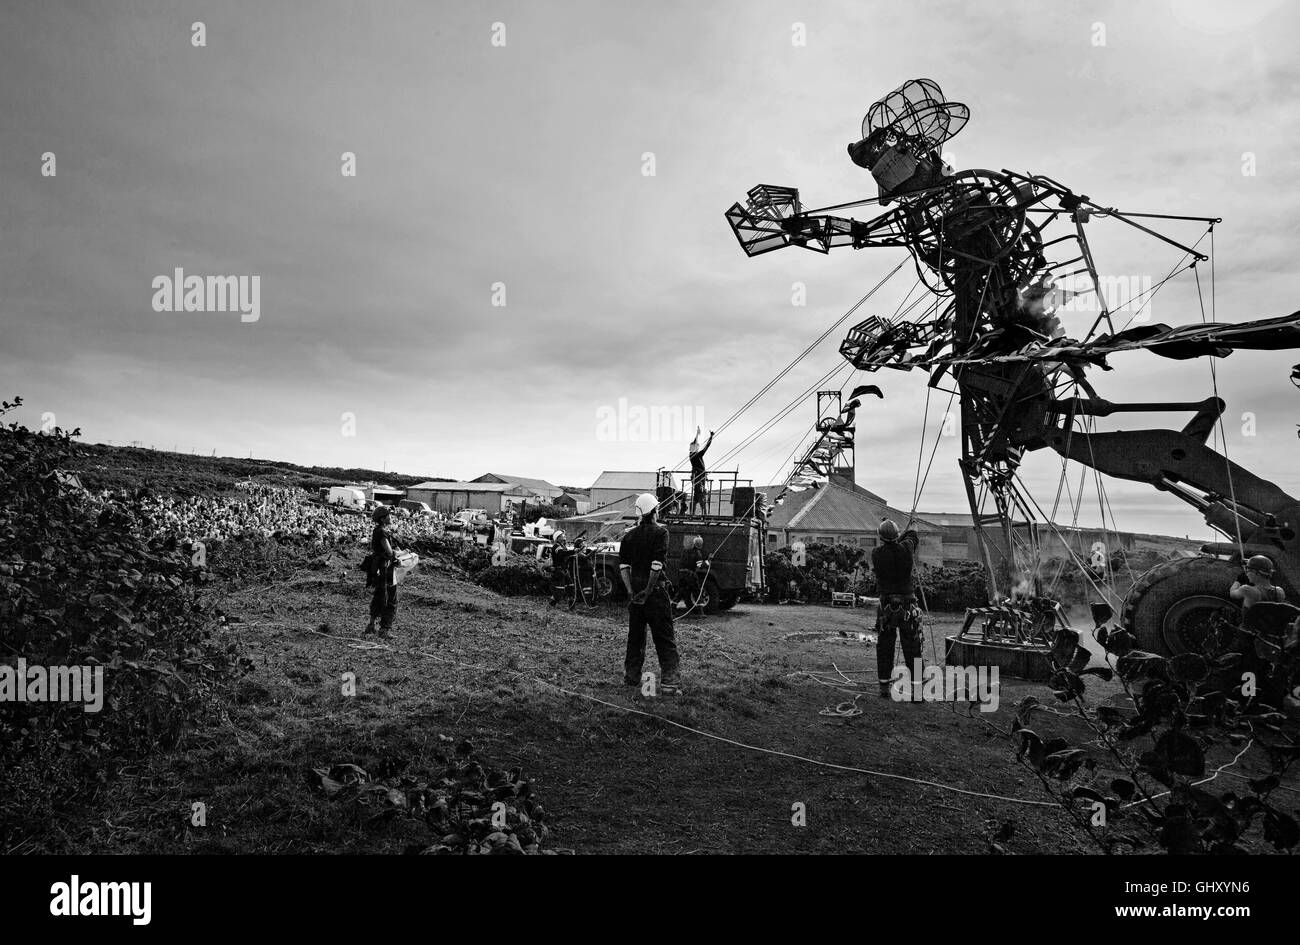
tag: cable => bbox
[307,628,1056,808]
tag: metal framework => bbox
[726,78,1300,609]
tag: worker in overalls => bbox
[871,518,922,698]
[365,505,399,635]
[677,535,709,612]
[619,493,680,687]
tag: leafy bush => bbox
[913,562,989,611]
[522,503,569,524]
[477,558,551,597]
[765,543,987,610]
[1012,618,1299,853]
[0,397,249,845]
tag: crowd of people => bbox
[85,483,439,547]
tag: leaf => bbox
[1117,650,1165,682]
[1141,730,1205,779]
[1079,666,1114,681]
[1110,778,1136,801]
[1263,811,1300,850]
[1044,748,1087,780]
[1248,775,1279,795]
[1168,652,1209,685]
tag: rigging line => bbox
[715,360,851,468]
[911,381,933,515]
[1012,471,1124,606]
[910,387,958,519]
[766,346,861,490]
[764,427,818,495]
[1082,416,1124,599]
[735,275,927,477]
[745,421,813,481]
[1114,227,1210,333]
[720,360,851,465]
[711,259,907,438]
[1194,264,1245,558]
[1083,416,1141,593]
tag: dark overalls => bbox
[678,546,707,606]
[550,544,574,604]
[368,523,398,631]
[619,519,680,684]
[872,529,922,685]
[689,435,712,515]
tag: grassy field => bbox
[30,549,1120,855]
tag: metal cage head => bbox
[848,79,969,201]
[863,79,970,152]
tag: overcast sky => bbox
[2,0,1296,538]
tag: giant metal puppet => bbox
[726,79,1300,656]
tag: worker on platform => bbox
[871,518,922,698]
[619,493,680,687]
[688,428,715,516]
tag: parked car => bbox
[399,499,434,516]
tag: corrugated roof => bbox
[473,473,560,494]
[591,471,660,491]
[408,481,531,493]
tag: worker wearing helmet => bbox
[677,535,709,612]
[365,504,399,635]
[548,530,571,606]
[1231,555,1285,612]
[618,493,680,686]
[871,517,922,698]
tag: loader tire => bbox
[1122,556,1240,656]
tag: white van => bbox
[327,486,366,509]
[399,499,434,516]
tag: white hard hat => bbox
[634,493,658,517]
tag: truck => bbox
[592,514,766,614]
[327,486,366,510]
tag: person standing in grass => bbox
[619,493,680,687]
[365,505,399,635]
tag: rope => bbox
[308,627,1056,808]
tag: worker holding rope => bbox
[676,535,709,613]
[619,493,681,688]
[872,518,923,699]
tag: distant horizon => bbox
[67,434,1212,542]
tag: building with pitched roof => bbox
[471,473,563,500]
[762,477,944,565]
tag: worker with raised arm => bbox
[688,427,715,516]
[871,518,923,698]
[619,493,680,687]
